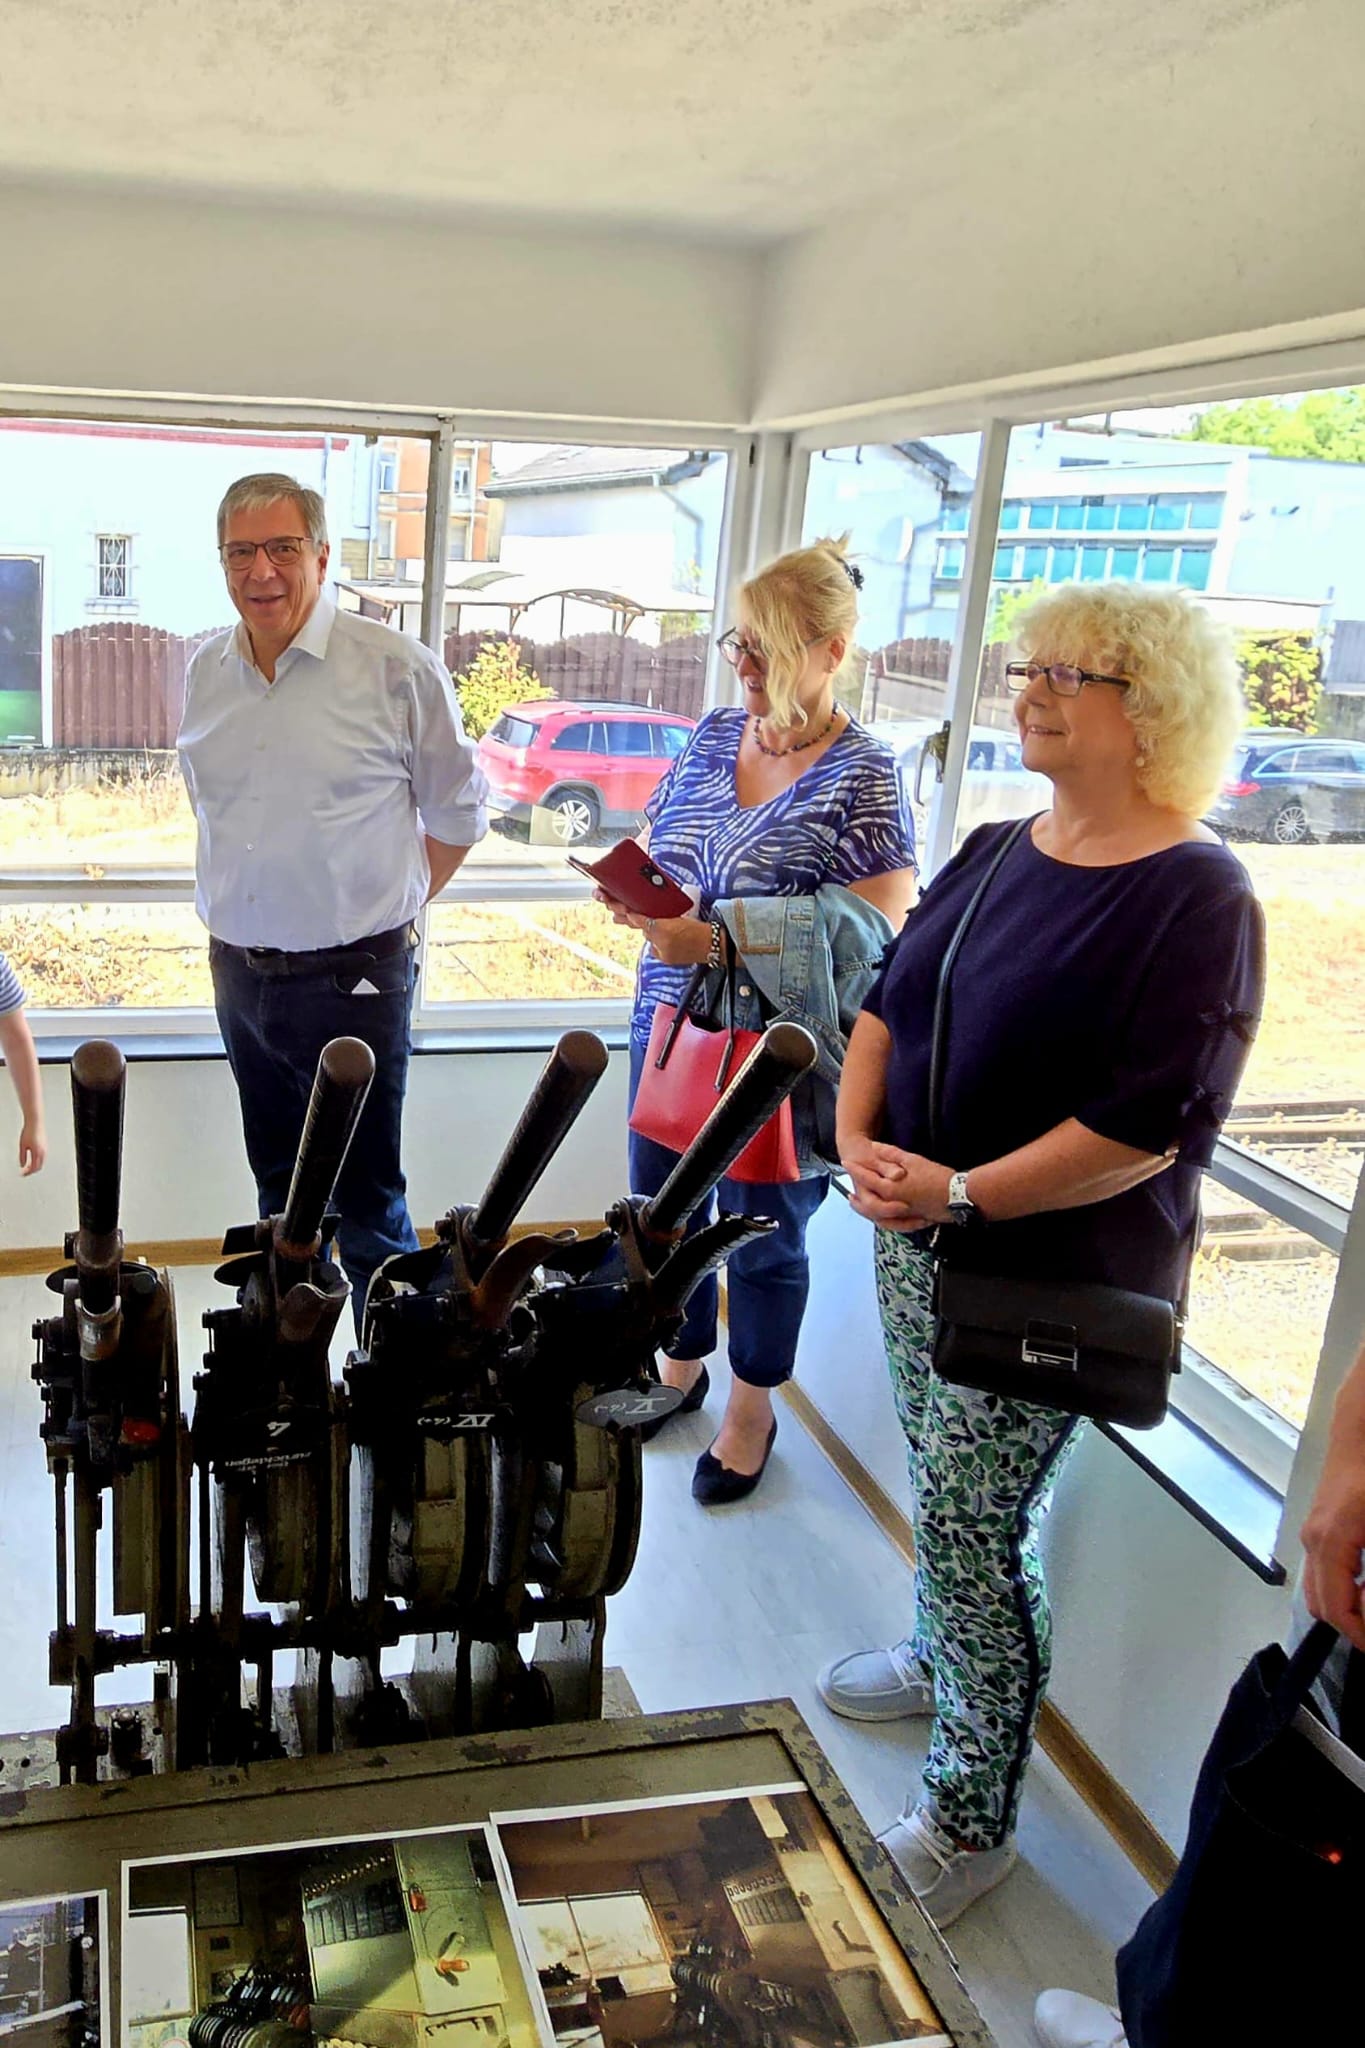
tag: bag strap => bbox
[1273,1619,1348,1720]
[927,817,1034,1156]
[653,963,710,1070]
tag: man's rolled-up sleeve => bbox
[407,647,489,846]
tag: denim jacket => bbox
[708,884,896,1175]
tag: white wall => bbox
[0,1048,631,1252]
[756,88,1365,429]
[0,184,758,431]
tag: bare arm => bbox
[0,1008,46,1175]
[840,1086,1169,1231]
[847,866,917,928]
[1301,1340,1365,1652]
[424,835,474,901]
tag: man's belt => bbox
[214,922,416,978]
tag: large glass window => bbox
[0,421,730,1022]
[961,394,1365,1436]
[452,437,728,883]
[801,434,985,854]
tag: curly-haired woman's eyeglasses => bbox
[1005,661,1130,697]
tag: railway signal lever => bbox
[33,1040,182,1783]
[184,1037,375,1765]
[345,1031,610,1741]
[533,1021,822,1432]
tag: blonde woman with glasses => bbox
[594,538,916,1504]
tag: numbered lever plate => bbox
[574,1384,684,1430]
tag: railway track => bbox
[1204,1099,1363,1257]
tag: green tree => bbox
[454,639,551,739]
[1234,630,1322,730]
[986,579,1048,644]
[1183,388,1365,463]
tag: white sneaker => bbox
[816,1638,934,1721]
[1033,1989,1128,2048]
[876,1803,1017,1927]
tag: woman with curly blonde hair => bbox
[818,583,1265,1928]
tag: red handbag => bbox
[629,961,800,1185]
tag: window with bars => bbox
[96,533,131,598]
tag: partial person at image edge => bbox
[177,472,487,1321]
[0,947,46,1176]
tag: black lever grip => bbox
[71,1039,126,1247]
[278,1037,376,1254]
[470,1029,609,1246]
[642,1022,818,1237]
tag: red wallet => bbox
[568,842,694,918]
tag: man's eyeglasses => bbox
[219,537,313,570]
[717,627,822,675]
[1005,660,1131,697]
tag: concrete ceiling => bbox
[0,0,1319,243]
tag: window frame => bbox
[95,531,132,600]
[0,399,748,1043]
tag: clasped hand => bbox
[839,1134,952,1232]
[592,884,713,966]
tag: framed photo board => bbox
[0,1701,997,2048]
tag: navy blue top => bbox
[632,708,915,1046]
[863,819,1265,1297]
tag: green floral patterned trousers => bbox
[875,1228,1084,1849]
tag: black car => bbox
[1209,735,1365,844]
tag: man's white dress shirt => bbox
[178,595,488,951]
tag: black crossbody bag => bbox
[927,817,1184,1430]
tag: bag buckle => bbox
[1021,1320,1079,1371]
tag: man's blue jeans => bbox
[627,1039,828,1388]
[211,934,421,1326]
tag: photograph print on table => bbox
[0,1891,105,2048]
[490,1782,955,2047]
[122,1826,540,2048]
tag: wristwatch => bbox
[945,1170,980,1228]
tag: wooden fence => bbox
[443,628,710,720]
[52,624,216,748]
[47,623,712,748]
[860,636,1011,725]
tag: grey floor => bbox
[0,1266,1149,2048]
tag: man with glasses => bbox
[178,471,487,1322]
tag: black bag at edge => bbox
[1116,1620,1365,2046]
[926,817,1181,1430]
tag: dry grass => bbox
[0,764,197,868]
[0,902,644,1011]
[1235,843,1365,1101]
[424,904,640,1002]
[1186,1241,1338,1430]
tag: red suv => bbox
[478,699,696,844]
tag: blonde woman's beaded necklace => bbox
[751,707,839,758]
